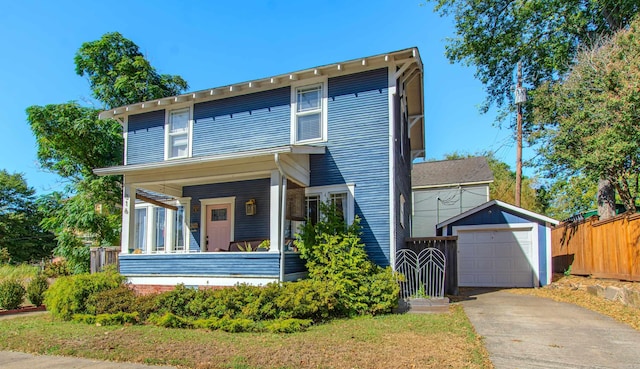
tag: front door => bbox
[206,203,232,251]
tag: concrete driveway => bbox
[461,289,640,369]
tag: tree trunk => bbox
[597,178,616,220]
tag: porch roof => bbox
[94,145,325,196]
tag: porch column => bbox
[121,183,137,254]
[269,170,282,252]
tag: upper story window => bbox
[166,108,191,159]
[291,78,328,144]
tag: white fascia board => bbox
[436,199,559,230]
[99,48,422,121]
[93,145,326,176]
[412,180,494,190]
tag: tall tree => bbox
[428,0,639,217]
[27,32,188,273]
[533,19,640,214]
[0,170,56,263]
[75,32,188,109]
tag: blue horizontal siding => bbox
[310,67,391,266]
[127,110,165,164]
[192,87,290,157]
[183,179,271,250]
[283,253,306,274]
[119,253,279,276]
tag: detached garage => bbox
[436,200,558,287]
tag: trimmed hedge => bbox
[0,279,26,310]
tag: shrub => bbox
[0,248,10,264]
[155,284,198,318]
[263,318,312,333]
[86,284,136,314]
[272,280,338,321]
[0,279,26,310]
[26,273,49,306]
[44,270,124,320]
[148,312,193,329]
[216,317,257,333]
[73,312,139,325]
[132,293,160,321]
[43,260,71,278]
[295,202,399,317]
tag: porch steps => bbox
[396,297,450,314]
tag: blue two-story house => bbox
[95,48,425,292]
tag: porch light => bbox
[245,199,256,216]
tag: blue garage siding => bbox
[310,67,390,266]
[119,253,279,277]
[127,110,165,165]
[183,179,271,250]
[192,87,290,157]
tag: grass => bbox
[0,264,39,283]
[0,305,492,368]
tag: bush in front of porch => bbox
[44,203,399,332]
[295,202,400,317]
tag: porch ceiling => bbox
[94,145,324,196]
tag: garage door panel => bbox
[457,228,534,288]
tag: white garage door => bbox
[457,227,535,287]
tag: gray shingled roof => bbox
[412,157,494,187]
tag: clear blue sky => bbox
[0,0,534,195]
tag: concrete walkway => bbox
[0,351,177,369]
[461,289,640,369]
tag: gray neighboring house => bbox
[411,157,494,237]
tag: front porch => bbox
[94,145,324,287]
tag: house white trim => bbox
[126,275,278,287]
[436,200,559,230]
[199,197,236,252]
[388,65,397,269]
[451,222,540,287]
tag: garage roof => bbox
[436,200,559,230]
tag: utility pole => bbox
[514,61,526,207]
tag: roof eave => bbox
[435,200,559,229]
[93,145,326,176]
[99,47,422,121]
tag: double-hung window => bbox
[167,108,190,159]
[303,184,355,226]
[292,79,327,143]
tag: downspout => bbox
[274,153,287,283]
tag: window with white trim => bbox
[291,79,327,143]
[166,108,190,159]
[303,184,355,225]
[133,201,190,253]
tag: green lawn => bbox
[0,305,491,369]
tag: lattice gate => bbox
[396,248,446,299]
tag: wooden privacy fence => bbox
[552,213,640,281]
[90,247,120,273]
[403,237,458,295]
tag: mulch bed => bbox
[0,305,46,316]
